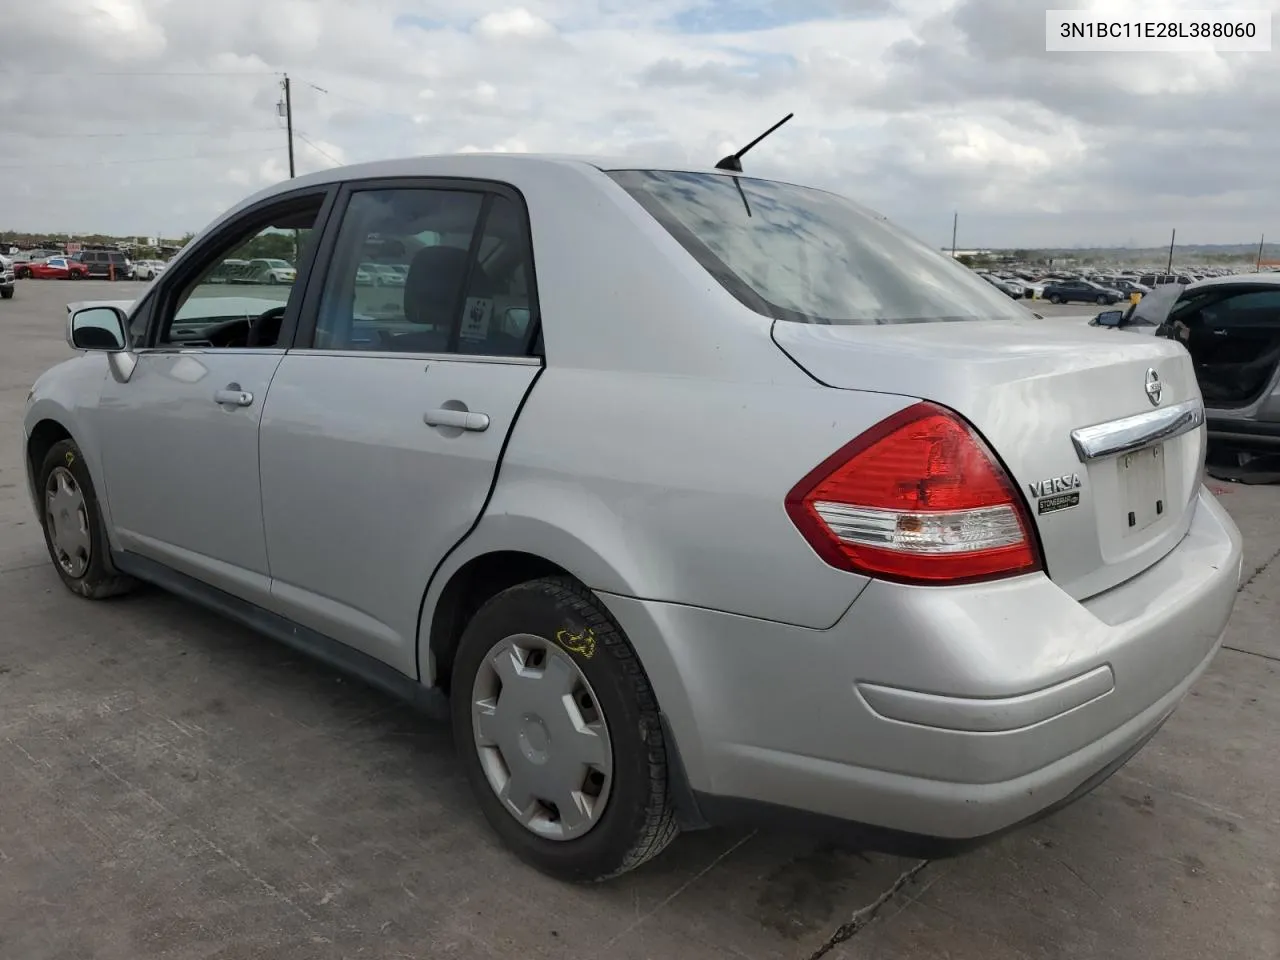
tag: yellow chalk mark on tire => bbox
[555,627,596,659]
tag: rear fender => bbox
[416,490,646,689]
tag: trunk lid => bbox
[772,317,1205,600]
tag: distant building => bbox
[942,248,992,259]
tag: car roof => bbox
[1185,273,1280,292]
[290,152,745,185]
[228,153,812,214]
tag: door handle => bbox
[424,408,490,432]
[214,388,254,407]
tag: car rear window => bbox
[607,169,1027,325]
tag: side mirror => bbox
[68,306,128,351]
[1094,310,1125,328]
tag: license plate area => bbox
[1120,444,1167,535]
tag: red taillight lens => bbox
[785,402,1042,585]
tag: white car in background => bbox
[1022,278,1049,299]
[133,260,168,281]
[367,263,406,286]
[247,258,297,284]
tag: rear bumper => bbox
[600,485,1242,845]
[688,700,1175,858]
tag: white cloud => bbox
[473,8,557,42]
[0,0,1275,248]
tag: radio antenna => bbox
[714,113,794,173]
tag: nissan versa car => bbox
[24,155,1242,882]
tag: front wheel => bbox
[0,287,13,300]
[451,576,678,882]
[37,439,135,600]
[69,271,82,281]
[1048,294,1063,304]
[1097,295,1109,305]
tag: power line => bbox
[295,130,343,167]
[0,146,279,170]
[293,76,422,125]
[13,125,281,140]
[9,69,279,77]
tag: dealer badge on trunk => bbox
[1028,474,1082,516]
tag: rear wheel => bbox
[69,271,82,281]
[1096,295,1108,305]
[1049,294,1063,304]
[451,576,678,882]
[37,439,135,600]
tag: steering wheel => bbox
[246,305,288,348]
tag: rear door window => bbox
[310,187,539,357]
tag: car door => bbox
[1166,286,1280,418]
[94,188,335,604]
[258,181,542,675]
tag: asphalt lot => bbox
[1,279,1276,960]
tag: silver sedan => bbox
[23,154,1242,881]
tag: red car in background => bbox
[16,257,90,280]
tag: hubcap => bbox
[45,466,91,578]
[471,633,613,841]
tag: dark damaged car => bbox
[1092,275,1280,455]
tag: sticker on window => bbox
[460,297,493,341]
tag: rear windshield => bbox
[607,169,1027,325]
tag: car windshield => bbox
[607,169,1027,325]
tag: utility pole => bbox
[1165,228,1176,274]
[280,74,295,179]
[951,211,958,259]
[1257,233,1265,273]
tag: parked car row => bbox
[11,248,138,280]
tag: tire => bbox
[69,271,82,281]
[451,576,679,882]
[1,287,12,299]
[37,439,136,600]
[1097,295,1108,305]
[1049,294,1063,304]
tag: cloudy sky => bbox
[1,0,1275,247]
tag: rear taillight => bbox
[785,402,1042,585]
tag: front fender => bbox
[23,356,113,539]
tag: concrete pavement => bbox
[1,280,1275,959]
